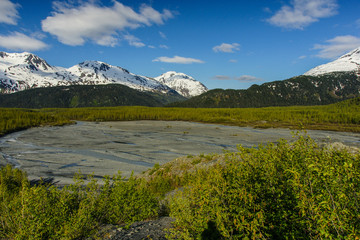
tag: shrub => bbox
[168,135,360,239]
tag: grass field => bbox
[1,97,360,137]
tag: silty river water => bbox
[1,121,360,185]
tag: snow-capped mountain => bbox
[154,71,208,98]
[0,52,76,92]
[67,61,172,93]
[0,52,207,97]
[304,47,360,76]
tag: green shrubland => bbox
[1,96,360,137]
[0,134,359,239]
[0,168,159,239]
[167,135,360,239]
[0,108,72,136]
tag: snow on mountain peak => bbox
[67,60,173,93]
[154,71,208,98]
[0,52,208,97]
[304,46,360,76]
[339,47,360,60]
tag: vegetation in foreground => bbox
[1,96,360,137]
[0,135,359,239]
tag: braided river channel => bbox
[1,121,360,185]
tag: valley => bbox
[1,120,360,185]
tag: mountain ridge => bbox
[0,84,186,108]
[0,52,207,97]
[304,47,360,76]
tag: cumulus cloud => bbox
[267,0,338,29]
[0,0,20,25]
[235,75,262,82]
[313,35,360,59]
[213,43,240,53]
[152,56,204,64]
[41,1,174,46]
[0,32,48,51]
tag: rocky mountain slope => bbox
[0,52,207,98]
[169,47,360,108]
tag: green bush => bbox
[168,135,360,239]
[0,169,159,239]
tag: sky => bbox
[0,0,360,90]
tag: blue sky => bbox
[0,0,360,90]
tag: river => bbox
[1,121,359,185]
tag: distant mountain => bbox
[67,61,172,93]
[304,47,360,76]
[154,71,208,98]
[0,84,186,108]
[0,52,76,92]
[169,47,360,108]
[168,72,359,108]
[0,52,207,98]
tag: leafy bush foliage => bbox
[168,134,360,239]
[0,169,159,239]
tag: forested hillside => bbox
[169,72,359,108]
[0,84,185,108]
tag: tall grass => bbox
[1,97,360,137]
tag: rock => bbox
[108,217,175,240]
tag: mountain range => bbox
[0,52,207,98]
[1,47,360,108]
[169,47,360,108]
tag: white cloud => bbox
[213,43,240,53]
[152,56,204,64]
[229,59,238,63]
[41,1,174,46]
[159,31,167,39]
[213,75,231,80]
[0,0,20,25]
[212,75,262,81]
[313,35,360,59]
[356,19,360,28]
[124,34,145,48]
[159,44,169,49]
[235,75,262,82]
[267,0,338,29]
[0,32,48,51]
